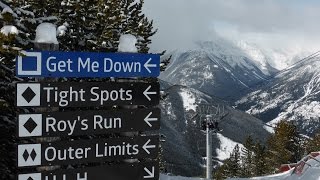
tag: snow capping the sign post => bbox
[35,23,58,44]
[118,34,138,53]
[0,25,18,35]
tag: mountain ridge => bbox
[159,81,270,176]
[160,40,274,101]
[235,52,320,135]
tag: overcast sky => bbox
[143,0,320,52]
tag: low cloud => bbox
[143,0,320,52]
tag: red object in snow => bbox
[279,163,297,172]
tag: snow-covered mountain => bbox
[159,80,270,176]
[236,41,311,71]
[160,36,313,103]
[160,38,277,101]
[235,53,320,135]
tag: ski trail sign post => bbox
[17,136,159,167]
[18,161,159,180]
[15,51,161,180]
[15,82,160,107]
[16,51,160,77]
[17,108,160,137]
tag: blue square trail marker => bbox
[21,56,38,71]
[16,51,160,77]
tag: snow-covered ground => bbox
[160,152,320,180]
[216,133,244,161]
[160,174,207,180]
[228,152,320,180]
[179,90,197,111]
[160,149,320,180]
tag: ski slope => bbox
[160,174,207,180]
[160,152,320,180]
[216,133,244,162]
[228,152,320,180]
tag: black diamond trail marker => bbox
[23,150,29,161]
[30,149,37,161]
[18,144,41,167]
[18,114,42,137]
[16,83,41,107]
[21,87,36,103]
[23,118,37,134]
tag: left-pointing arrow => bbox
[143,139,156,154]
[144,112,158,127]
[143,85,157,101]
[143,166,155,178]
[144,58,157,73]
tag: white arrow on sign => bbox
[143,86,157,101]
[143,139,156,154]
[144,112,158,127]
[143,166,155,179]
[144,58,157,73]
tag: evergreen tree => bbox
[214,144,241,179]
[120,0,156,53]
[252,141,269,176]
[266,121,303,172]
[57,0,100,51]
[40,0,159,53]
[0,2,22,179]
[0,0,164,179]
[1,0,60,52]
[241,135,255,177]
[97,0,122,51]
[214,159,232,180]
[305,132,320,153]
[0,1,33,64]
[215,122,305,179]
[230,144,241,177]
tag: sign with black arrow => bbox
[16,82,160,107]
[17,108,161,137]
[17,136,159,167]
[18,161,159,180]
